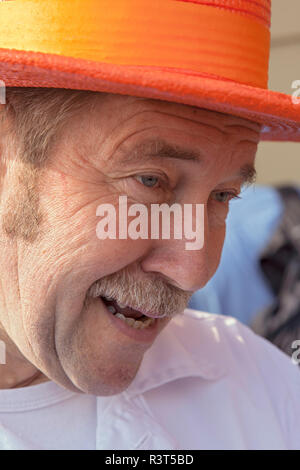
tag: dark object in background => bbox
[251,186,300,361]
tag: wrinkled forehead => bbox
[61,93,262,163]
[91,93,262,131]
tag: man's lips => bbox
[101,296,166,319]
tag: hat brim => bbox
[1,48,300,142]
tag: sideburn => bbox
[1,163,44,243]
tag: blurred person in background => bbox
[189,184,300,360]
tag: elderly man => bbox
[0,0,299,450]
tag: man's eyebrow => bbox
[118,138,200,164]
[239,164,257,185]
[117,138,257,184]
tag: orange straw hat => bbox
[0,0,299,141]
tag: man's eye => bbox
[135,175,160,188]
[212,191,240,203]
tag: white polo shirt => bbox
[0,309,299,450]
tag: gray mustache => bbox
[88,267,192,318]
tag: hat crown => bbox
[0,0,271,88]
[179,0,271,28]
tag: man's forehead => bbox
[54,90,260,170]
[93,92,261,133]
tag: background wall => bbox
[255,0,300,185]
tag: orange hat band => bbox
[0,0,270,89]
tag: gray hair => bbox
[0,87,104,242]
[1,87,101,167]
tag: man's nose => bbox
[141,236,212,293]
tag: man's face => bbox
[0,94,260,395]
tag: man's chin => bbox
[62,361,142,396]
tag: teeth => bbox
[125,317,135,326]
[117,302,127,309]
[133,320,144,329]
[115,313,126,320]
[107,305,117,314]
[115,312,155,329]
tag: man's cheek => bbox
[208,201,229,228]
[207,228,226,278]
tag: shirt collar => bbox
[125,309,228,398]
